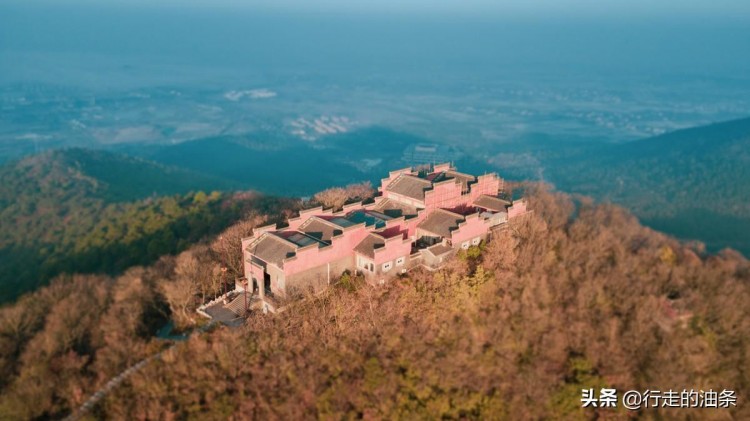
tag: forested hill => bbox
[546,116,750,255]
[0,148,283,303]
[621,116,750,157]
[1,185,748,419]
[0,148,238,206]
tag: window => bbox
[472,237,481,246]
[382,261,393,272]
[359,257,374,272]
[461,241,470,250]
[396,256,405,266]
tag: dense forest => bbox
[0,148,278,302]
[542,117,750,255]
[1,184,747,419]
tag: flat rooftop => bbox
[346,209,392,229]
[276,230,327,248]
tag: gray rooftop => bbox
[326,216,357,228]
[426,243,453,257]
[248,234,298,267]
[386,174,432,201]
[373,198,419,218]
[354,234,386,259]
[299,217,342,243]
[445,170,476,192]
[280,231,324,248]
[346,209,392,228]
[417,209,465,238]
[473,195,511,212]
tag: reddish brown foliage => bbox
[2,185,748,420]
[99,185,750,420]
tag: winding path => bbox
[64,321,218,421]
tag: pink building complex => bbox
[240,163,528,301]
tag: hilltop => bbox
[0,185,748,419]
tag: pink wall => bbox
[379,211,428,239]
[433,163,452,173]
[287,201,371,232]
[378,223,408,241]
[287,206,333,231]
[282,224,370,276]
[372,234,412,265]
[247,224,278,241]
[469,174,502,201]
[508,199,528,219]
[424,180,464,209]
[250,261,265,285]
[341,201,367,214]
[241,237,254,281]
[381,167,502,213]
[382,191,424,208]
[401,210,430,238]
[423,175,501,210]
[450,213,492,246]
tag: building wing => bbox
[354,234,386,259]
[473,194,511,212]
[417,209,465,238]
[373,198,419,218]
[248,234,298,268]
[299,217,341,243]
[386,174,432,201]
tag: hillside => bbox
[0,148,238,206]
[0,148,270,302]
[0,185,748,419]
[553,117,750,217]
[520,117,750,255]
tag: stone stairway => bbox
[225,292,252,316]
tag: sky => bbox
[4,0,750,20]
[196,0,750,19]
[1,0,748,94]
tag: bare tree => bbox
[211,214,266,280]
[160,251,200,328]
[313,187,349,211]
[345,181,375,201]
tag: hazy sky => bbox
[1,0,749,92]
[6,0,750,20]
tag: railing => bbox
[196,290,238,319]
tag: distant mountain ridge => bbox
[142,127,447,196]
[545,116,750,254]
[622,116,750,156]
[0,148,238,204]
[0,148,259,302]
